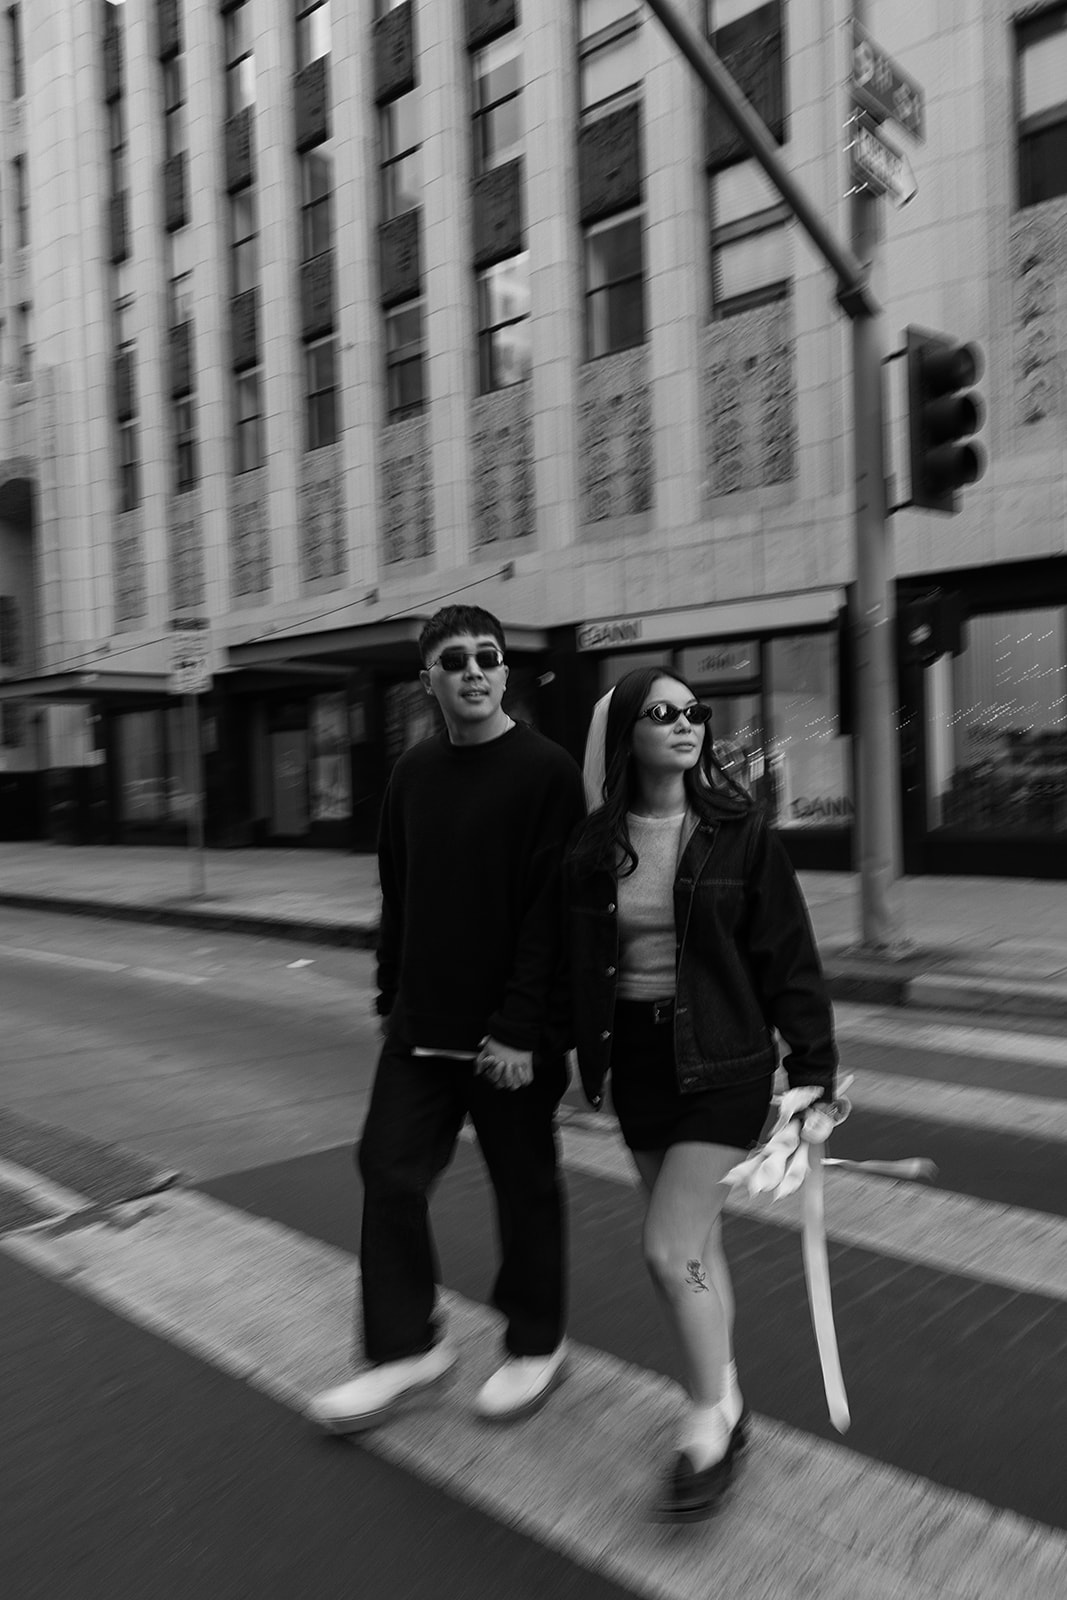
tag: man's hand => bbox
[475,1038,534,1090]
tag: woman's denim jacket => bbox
[564,795,837,1110]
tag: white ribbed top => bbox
[617,812,686,1000]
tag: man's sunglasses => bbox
[637,701,713,726]
[431,647,506,674]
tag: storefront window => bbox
[309,692,351,821]
[765,634,852,829]
[116,708,191,824]
[927,608,1067,834]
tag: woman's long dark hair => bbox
[570,665,752,878]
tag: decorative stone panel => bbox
[380,417,432,564]
[298,446,346,584]
[578,348,652,523]
[300,251,335,339]
[374,3,414,105]
[1009,199,1067,429]
[168,504,206,612]
[379,212,421,307]
[226,107,254,192]
[230,475,271,599]
[169,320,193,397]
[473,159,524,270]
[467,0,516,50]
[701,299,796,496]
[110,191,129,264]
[157,0,181,60]
[578,104,642,226]
[706,0,784,168]
[113,514,146,626]
[231,290,258,371]
[295,56,329,152]
[114,349,135,421]
[164,152,187,231]
[471,384,533,546]
[103,27,123,102]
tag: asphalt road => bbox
[1,907,1065,1600]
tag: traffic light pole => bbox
[643,0,904,950]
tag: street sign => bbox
[169,617,213,696]
[851,19,925,142]
[848,115,917,208]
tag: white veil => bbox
[581,688,614,814]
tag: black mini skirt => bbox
[609,999,774,1154]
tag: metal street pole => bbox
[184,691,206,900]
[642,0,903,949]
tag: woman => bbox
[565,666,838,1520]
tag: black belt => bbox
[618,996,675,1025]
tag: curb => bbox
[0,891,378,950]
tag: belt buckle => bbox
[652,998,672,1025]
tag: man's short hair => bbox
[418,605,506,666]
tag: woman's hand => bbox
[475,1038,534,1090]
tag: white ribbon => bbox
[722,1076,935,1435]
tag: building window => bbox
[1017,6,1067,207]
[13,155,28,249]
[380,89,420,220]
[235,370,262,472]
[305,336,338,448]
[174,396,197,491]
[385,300,424,419]
[709,158,790,314]
[232,190,257,294]
[472,35,522,173]
[578,0,642,120]
[297,0,331,68]
[162,52,187,161]
[8,5,23,100]
[170,270,193,329]
[14,300,31,380]
[118,419,140,511]
[585,209,645,358]
[225,1,255,117]
[109,98,127,197]
[477,254,530,392]
[302,149,332,258]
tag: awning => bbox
[0,670,168,704]
[226,615,550,671]
[575,587,848,651]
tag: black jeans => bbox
[357,1037,568,1365]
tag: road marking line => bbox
[0,1158,85,1221]
[854,1072,1067,1140]
[0,942,206,986]
[832,1004,1067,1069]
[546,1122,1067,1300]
[3,1186,1064,1600]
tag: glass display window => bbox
[765,633,852,828]
[927,607,1067,835]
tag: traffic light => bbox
[905,327,985,513]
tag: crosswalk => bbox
[1,999,1066,1599]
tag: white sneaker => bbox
[472,1344,568,1422]
[308,1344,457,1435]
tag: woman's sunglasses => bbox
[431,647,505,674]
[637,701,713,726]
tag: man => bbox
[310,605,585,1432]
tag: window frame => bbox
[476,254,531,393]
[301,149,333,259]
[235,369,262,473]
[708,159,791,317]
[384,298,425,420]
[225,1,256,117]
[578,1,643,122]
[305,335,339,450]
[296,0,331,68]
[1015,4,1067,208]
[472,35,523,175]
[118,417,140,512]
[174,395,198,493]
[380,90,421,220]
[584,207,646,360]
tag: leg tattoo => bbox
[685,1259,710,1293]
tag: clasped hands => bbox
[475,1037,534,1091]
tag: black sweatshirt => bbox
[375,721,585,1054]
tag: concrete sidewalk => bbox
[1,840,1065,1018]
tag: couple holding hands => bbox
[310,604,837,1522]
